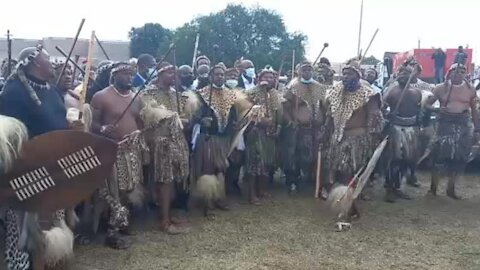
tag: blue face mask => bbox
[245,68,256,79]
[343,79,359,92]
[300,77,315,84]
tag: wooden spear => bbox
[56,18,85,86]
[78,31,96,120]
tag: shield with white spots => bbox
[0,130,117,213]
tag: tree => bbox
[174,4,307,70]
[129,23,173,58]
[361,55,381,66]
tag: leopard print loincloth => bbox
[114,130,147,192]
[4,210,30,270]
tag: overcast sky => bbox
[1,0,477,62]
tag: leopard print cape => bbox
[142,85,182,114]
[288,80,328,119]
[197,86,238,133]
[327,81,375,142]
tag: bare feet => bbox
[447,190,462,200]
[249,197,262,206]
[160,223,188,235]
[170,216,188,225]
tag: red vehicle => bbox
[391,48,473,83]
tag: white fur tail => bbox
[194,174,225,203]
[327,185,354,219]
[43,220,74,268]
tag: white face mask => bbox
[245,68,256,79]
[147,68,157,78]
[300,77,315,84]
[225,79,238,89]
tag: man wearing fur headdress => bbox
[140,62,190,234]
[281,61,329,194]
[185,64,240,217]
[0,46,80,269]
[242,67,282,205]
[383,63,423,202]
[424,63,479,199]
[326,58,383,194]
[315,57,335,86]
[90,62,144,249]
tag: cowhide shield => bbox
[0,130,117,213]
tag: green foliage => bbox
[129,23,173,58]
[129,4,307,73]
[361,55,381,65]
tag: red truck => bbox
[391,48,473,83]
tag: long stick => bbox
[95,34,110,60]
[315,149,322,198]
[313,43,329,66]
[79,31,96,120]
[275,54,286,89]
[6,30,12,78]
[291,49,295,79]
[56,18,85,86]
[72,55,80,88]
[173,44,181,114]
[113,44,175,126]
[361,28,380,62]
[357,0,364,56]
[191,33,200,68]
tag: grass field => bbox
[69,172,480,270]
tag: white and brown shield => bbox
[0,130,117,213]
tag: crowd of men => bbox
[0,44,478,269]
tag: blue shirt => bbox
[132,73,146,88]
[0,77,68,138]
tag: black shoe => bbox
[393,189,412,200]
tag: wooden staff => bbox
[361,28,380,62]
[94,34,110,60]
[191,33,200,68]
[208,44,219,107]
[78,31,96,120]
[6,30,12,77]
[313,43,329,66]
[275,54,286,89]
[172,44,181,114]
[113,44,175,126]
[291,49,296,79]
[56,18,85,86]
[72,55,80,88]
[315,148,322,198]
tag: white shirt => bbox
[242,75,256,90]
